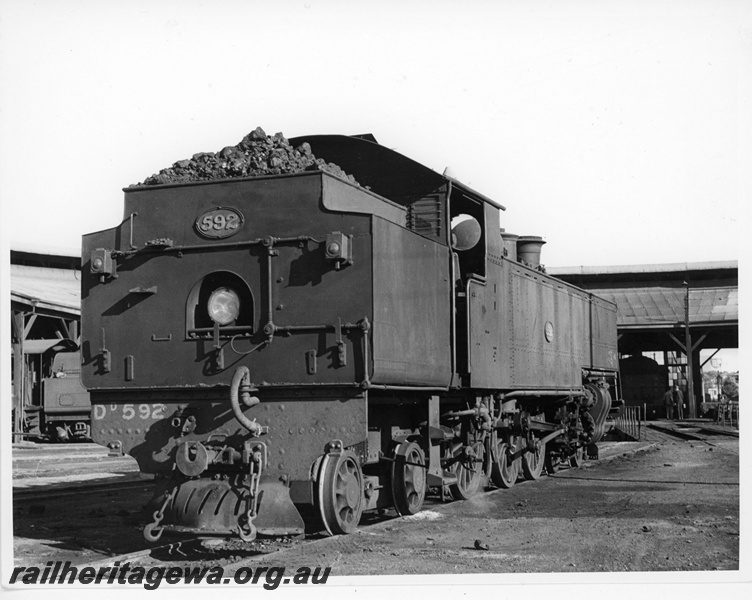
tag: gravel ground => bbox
[11,432,742,588]
[211,439,740,577]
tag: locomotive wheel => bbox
[544,449,562,475]
[317,450,364,535]
[391,441,427,516]
[521,438,545,480]
[569,446,585,468]
[509,435,524,481]
[490,439,519,489]
[449,441,485,500]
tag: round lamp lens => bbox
[208,287,240,325]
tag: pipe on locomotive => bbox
[230,366,265,437]
[503,390,580,397]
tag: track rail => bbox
[63,461,589,568]
[12,479,153,503]
[15,440,660,569]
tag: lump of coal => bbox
[133,126,358,187]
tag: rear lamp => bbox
[324,232,353,269]
[207,287,240,325]
[90,248,115,278]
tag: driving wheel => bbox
[544,448,562,475]
[521,437,545,480]
[569,445,585,468]
[317,450,364,535]
[449,440,485,500]
[391,441,427,516]
[491,438,519,488]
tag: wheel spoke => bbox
[522,438,545,480]
[391,442,427,516]
[569,446,585,468]
[317,450,364,535]
[449,441,484,500]
[491,440,518,488]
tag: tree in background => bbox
[722,375,739,401]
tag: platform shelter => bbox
[549,261,738,419]
[9,246,82,441]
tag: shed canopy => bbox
[11,265,81,317]
[595,286,737,329]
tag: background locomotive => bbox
[15,342,91,442]
[41,348,91,441]
[81,131,619,541]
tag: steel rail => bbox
[12,478,153,503]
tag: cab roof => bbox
[289,134,505,211]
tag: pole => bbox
[12,311,25,442]
[684,280,695,419]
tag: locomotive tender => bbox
[81,133,618,541]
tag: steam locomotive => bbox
[81,133,618,541]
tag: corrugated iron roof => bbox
[10,265,81,315]
[548,260,737,276]
[595,287,737,328]
[11,242,80,258]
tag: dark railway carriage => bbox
[619,355,669,419]
[81,134,618,541]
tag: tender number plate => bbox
[93,403,167,421]
[195,207,244,239]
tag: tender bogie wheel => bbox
[317,450,364,535]
[449,441,485,500]
[569,445,585,468]
[491,440,519,489]
[391,441,427,516]
[521,438,545,480]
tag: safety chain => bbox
[239,443,266,542]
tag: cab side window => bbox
[450,193,485,281]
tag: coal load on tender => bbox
[133,126,359,187]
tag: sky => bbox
[0,0,749,269]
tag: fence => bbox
[613,404,643,441]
